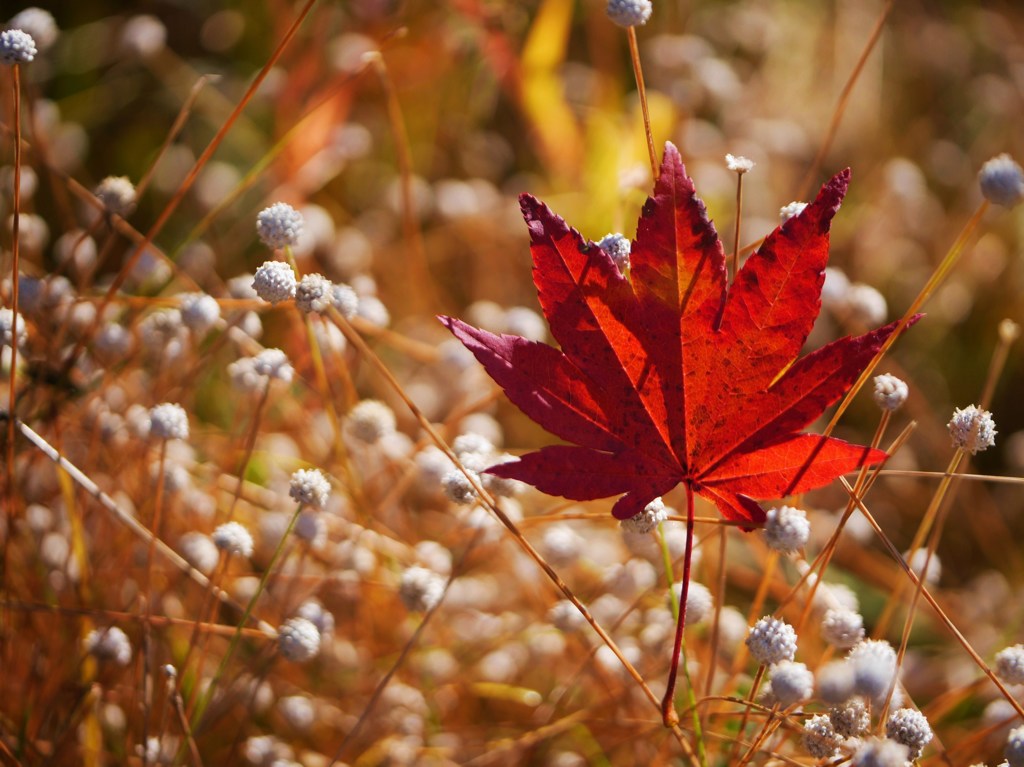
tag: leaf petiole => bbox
[661,485,696,727]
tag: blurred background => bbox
[3,1,1024,763]
[10,0,1022,565]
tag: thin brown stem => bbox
[731,173,744,281]
[141,439,169,762]
[736,703,781,767]
[796,0,895,200]
[6,64,23,501]
[225,384,270,523]
[873,451,964,640]
[728,665,766,764]
[364,52,438,312]
[979,319,1019,410]
[135,75,218,202]
[168,679,204,767]
[627,26,658,181]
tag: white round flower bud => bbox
[452,432,494,458]
[94,322,133,363]
[414,541,452,575]
[948,404,996,455]
[120,15,166,59]
[768,660,814,706]
[243,735,290,766]
[289,468,331,509]
[179,293,220,335]
[816,660,855,704]
[605,0,652,27]
[54,229,97,272]
[252,261,296,304]
[252,348,294,382]
[399,565,446,613]
[746,616,798,665]
[726,154,755,173]
[904,547,941,585]
[442,468,478,504]
[0,29,37,64]
[620,497,668,534]
[277,617,320,663]
[597,233,631,272]
[296,599,334,635]
[540,524,583,567]
[762,505,809,553]
[84,626,132,666]
[671,580,713,624]
[94,176,137,217]
[139,309,183,348]
[481,454,524,498]
[0,308,27,348]
[979,154,1024,208]
[886,708,933,760]
[294,510,326,547]
[873,373,908,411]
[847,639,898,703]
[1007,724,1024,767]
[845,283,888,326]
[504,306,546,342]
[356,295,390,327]
[346,399,396,443]
[211,521,254,558]
[830,696,870,736]
[332,282,359,318]
[179,532,219,574]
[803,714,841,759]
[996,644,1024,686]
[274,692,313,729]
[148,403,189,441]
[227,357,261,394]
[821,266,850,307]
[548,600,585,632]
[295,273,333,314]
[278,695,315,731]
[821,608,865,649]
[256,202,304,249]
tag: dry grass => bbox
[2,2,1024,765]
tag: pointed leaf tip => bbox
[520,193,572,244]
[803,168,851,231]
[661,141,681,163]
[655,141,692,190]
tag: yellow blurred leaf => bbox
[521,0,583,179]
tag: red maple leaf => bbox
[440,143,907,527]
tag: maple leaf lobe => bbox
[441,143,909,527]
